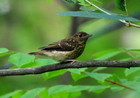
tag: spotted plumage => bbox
[29,32,92,62]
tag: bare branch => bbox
[0,60,140,76]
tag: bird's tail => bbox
[28,51,45,55]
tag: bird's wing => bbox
[39,41,61,50]
[39,38,77,51]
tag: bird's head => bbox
[73,32,92,44]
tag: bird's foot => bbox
[60,59,78,64]
[66,59,78,64]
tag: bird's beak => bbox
[88,34,92,38]
[84,34,92,39]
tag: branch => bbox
[0,60,140,76]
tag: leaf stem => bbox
[85,0,140,28]
[85,0,111,15]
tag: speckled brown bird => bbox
[29,32,92,62]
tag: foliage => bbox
[58,11,139,21]
[0,0,140,98]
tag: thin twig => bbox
[105,79,135,91]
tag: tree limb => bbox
[0,60,140,76]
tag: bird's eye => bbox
[79,34,83,37]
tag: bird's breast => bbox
[42,44,85,62]
[43,50,72,62]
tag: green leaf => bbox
[68,68,88,81]
[55,92,81,98]
[88,85,109,93]
[43,90,81,98]
[67,85,91,92]
[68,92,81,98]
[125,68,140,76]
[119,58,132,61]
[67,68,87,81]
[48,85,73,95]
[78,0,86,4]
[67,68,87,74]
[12,91,25,98]
[134,76,140,82]
[128,49,140,52]
[120,80,140,93]
[0,48,9,53]
[78,0,101,5]
[68,85,109,93]
[42,70,66,80]
[71,73,88,81]
[115,0,126,11]
[58,11,139,21]
[49,85,109,95]
[80,6,94,11]
[35,58,58,66]
[132,86,140,93]
[86,72,112,82]
[91,0,102,3]
[93,49,122,60]
[65,0,77,3]
[0,90,22,98]
[21,88,45,98]
[93,67,107,72]
[80,7,118,15]
[39,89,49,98]
[8,53,35,67]
[77,0,88,6]
[0,52,15,58]
[111,87,123,92]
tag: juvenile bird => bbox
[29,32,92,62]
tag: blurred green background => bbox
[0,0,140,98]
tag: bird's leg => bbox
[60,59,78,64]
[65,59,78,64]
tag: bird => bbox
[29,32,92,62]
